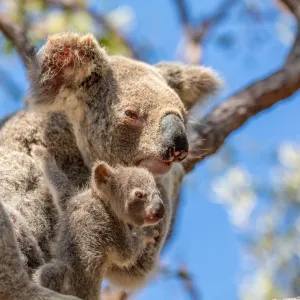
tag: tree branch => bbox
[182,0,300,173]
[43,0,140,59]
[0,15,35,68]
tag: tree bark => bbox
[183,0,300,173]
[1,1,300,299]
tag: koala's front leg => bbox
[110,226,145,267]
[31,145,74,211]
[105,244,159,290]
[112,225,158,267]
[105,226,161,290]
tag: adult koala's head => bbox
[28,33,221,175]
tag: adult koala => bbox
[0,33,220,298]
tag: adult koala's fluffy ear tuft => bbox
[27,33,110,115]
[156,62,223,109]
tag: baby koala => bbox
[32,146,164,300]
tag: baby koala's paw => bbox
[143,228,160,245]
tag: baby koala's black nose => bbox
[153,204,165,220]
[149,203,165,220]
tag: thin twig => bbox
[193,0,238,43]
[174,0,238,43]
[43,0,140,59]
[173,0,194,38]
[160,264,200,300]
[173,0,238,63]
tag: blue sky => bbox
[0,0,299,299]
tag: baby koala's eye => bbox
[125,110,138,120]
[135,191,143,199]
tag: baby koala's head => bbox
[92,161,165,227]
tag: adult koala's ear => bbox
[27,33,110,118]
[155,62,222,109]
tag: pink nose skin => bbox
[164,147,188,163]
[174,151,181,157]
[144,205,165,224]
[177,150,188,161]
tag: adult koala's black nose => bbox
[161,114,189,162]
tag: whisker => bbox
[187,120,209,127]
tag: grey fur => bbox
[0,32,220,297]
[156,62,222,109]
[32,146,163,299]
[105,178,170,290]
[0,200,80,300]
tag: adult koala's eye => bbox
[125,110,138,120]
[135,191,143,199]
[123,108,142,127]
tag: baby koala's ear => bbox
[28,33,110,116]
[155,62,222,109]
[93,161,113,186]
